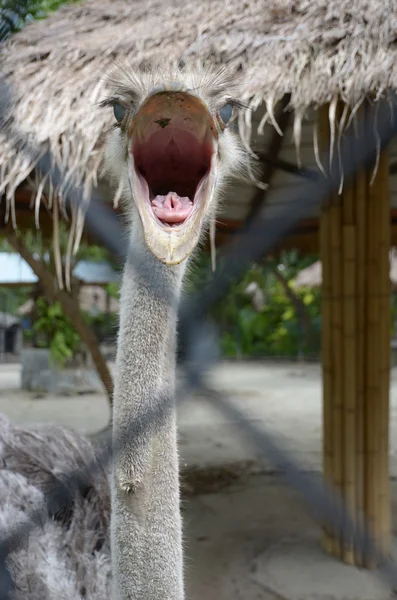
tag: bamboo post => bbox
[321,191,333,555]
[365,160,380,567]
[354,162,367,566]
[342,180,356,565]
[319,101,391,567]
[374,149,391,557]
[330,195,344,558]
[319,106,340,556]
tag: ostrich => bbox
[0,62,245,600]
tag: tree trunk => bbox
[270,264,313,357]
[31,281,43,348]
[6,231,114,405]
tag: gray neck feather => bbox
[111,222,186,600]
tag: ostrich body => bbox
[105,62,244,600]
[0,63,244,600]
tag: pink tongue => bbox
[151,192,193,224]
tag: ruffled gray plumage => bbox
[0,414,111,599]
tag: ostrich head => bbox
[101,62,245,265]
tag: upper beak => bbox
[127,91,219,265]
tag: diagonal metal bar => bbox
[179,94,397,339]
[198,385,397,594]
[258,153,320,181]
[0,77,397,600]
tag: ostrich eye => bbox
[219,103,233,125]
[113,103,127,123]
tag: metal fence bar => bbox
[180,95,396,333]
[199,385,397,592]
[1,76,397,599]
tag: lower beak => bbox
[127,91,219,265]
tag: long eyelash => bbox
[98,96,122,109]
[226,98,249,111]
[99,99,126,130]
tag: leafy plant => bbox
[32,297,81,366]
[185,249,322,359]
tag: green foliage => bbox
[0,286,30,315]
[105,282,119,299]
[76,243,112,264]
[187,250,322,359]
[32,297,81,366]
[0,229,118,364]
[0,238,12,252]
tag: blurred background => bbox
[2,2,397,600]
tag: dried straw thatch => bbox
[295,251,397,289]
[0,0,396,248]
[294,260,322,288]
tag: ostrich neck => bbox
[111,225,186,600]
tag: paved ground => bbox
[1,361,397,599]
[0,361,324,470]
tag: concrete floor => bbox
[0,361,324,470]
[1,361,397,599]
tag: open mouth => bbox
[127,92,218,264]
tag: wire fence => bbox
[1,68,397,599]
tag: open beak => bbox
[127,91,219,265]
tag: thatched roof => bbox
[0,0,396,243]
[295,252,397,289]
[17,285,119,315]
[294,260,322,288]
[0,252,119,287]
[0,312,20,328]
